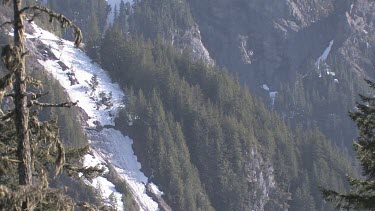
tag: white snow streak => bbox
[261,84,270,91]
[28,23,160,211]
[260,84,278,107]
[315,40,334,69]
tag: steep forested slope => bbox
[98,24,355,210]
[186,0,375,150]
[127,0,375,152]
[0,8,100,205]
[1,0,368,210]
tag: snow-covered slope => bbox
[28,23,161,211]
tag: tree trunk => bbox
[13,0,32,195]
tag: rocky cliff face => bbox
[173,24,214,65]
[339,0,375,77]
[186,0,374,147]
[187,0,369,84]
[245,148,290,211]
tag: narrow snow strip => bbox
[269,92,278,106]
[88,128,161,211]
[29,23,160,211]
[315,40,334,69]
[260,84,278,107]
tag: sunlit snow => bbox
[260,84,278,108]
[261,84,270,91]
[28,23,160,211]
[315,40,334,69]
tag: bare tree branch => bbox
[0,156,20,163]
[4,93,14,98]
[5,91,49,99]
[0,98,76,120]
[0,21,14,28]
[19,6,82,47]
[30,100,78,108]
[0,110,14,121]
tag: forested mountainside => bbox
[128,0,375,151]
[1,0,372,210]
[0,6,101,206]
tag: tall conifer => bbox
[322,79,375,209]
[0,1,101,209]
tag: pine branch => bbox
[63,164,104,180]
[65,145,89,161]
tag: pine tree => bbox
[86,9,101,62]
[0,1,101,210]
[88,74,99,93]
[322,79,375,210]
[118,0,127,33]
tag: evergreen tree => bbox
[117,0,127,34]
[88,74,99,93]
[86,9,101,62]
[0,1,101,209]
[322,79,375,210]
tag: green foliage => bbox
[105,165,139,211]
[98,23,353,210]
[129,0,194,40]
[46,0,109,40]
[0,1,102,209]
[322,79,375,210]
[276,56,368,151]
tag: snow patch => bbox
[82,152,123,210]
[149,183,164,196]
[261,84,270,91]
[29,23,161,211]
[261,84,278,108]
[315,40,334,69]
[314,40,339,82]
[269,92,278,106]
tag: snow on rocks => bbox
[28,23,160,211]
[82,152,123,209]
[261,84,278,108]
[269,91,278,106]
[314,40,339,83]
[261,84,270,91]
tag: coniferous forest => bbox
[1,0,375,210]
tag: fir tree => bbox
[0,0,102,210]
[89,74,99,93]
[322,79,375,210]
